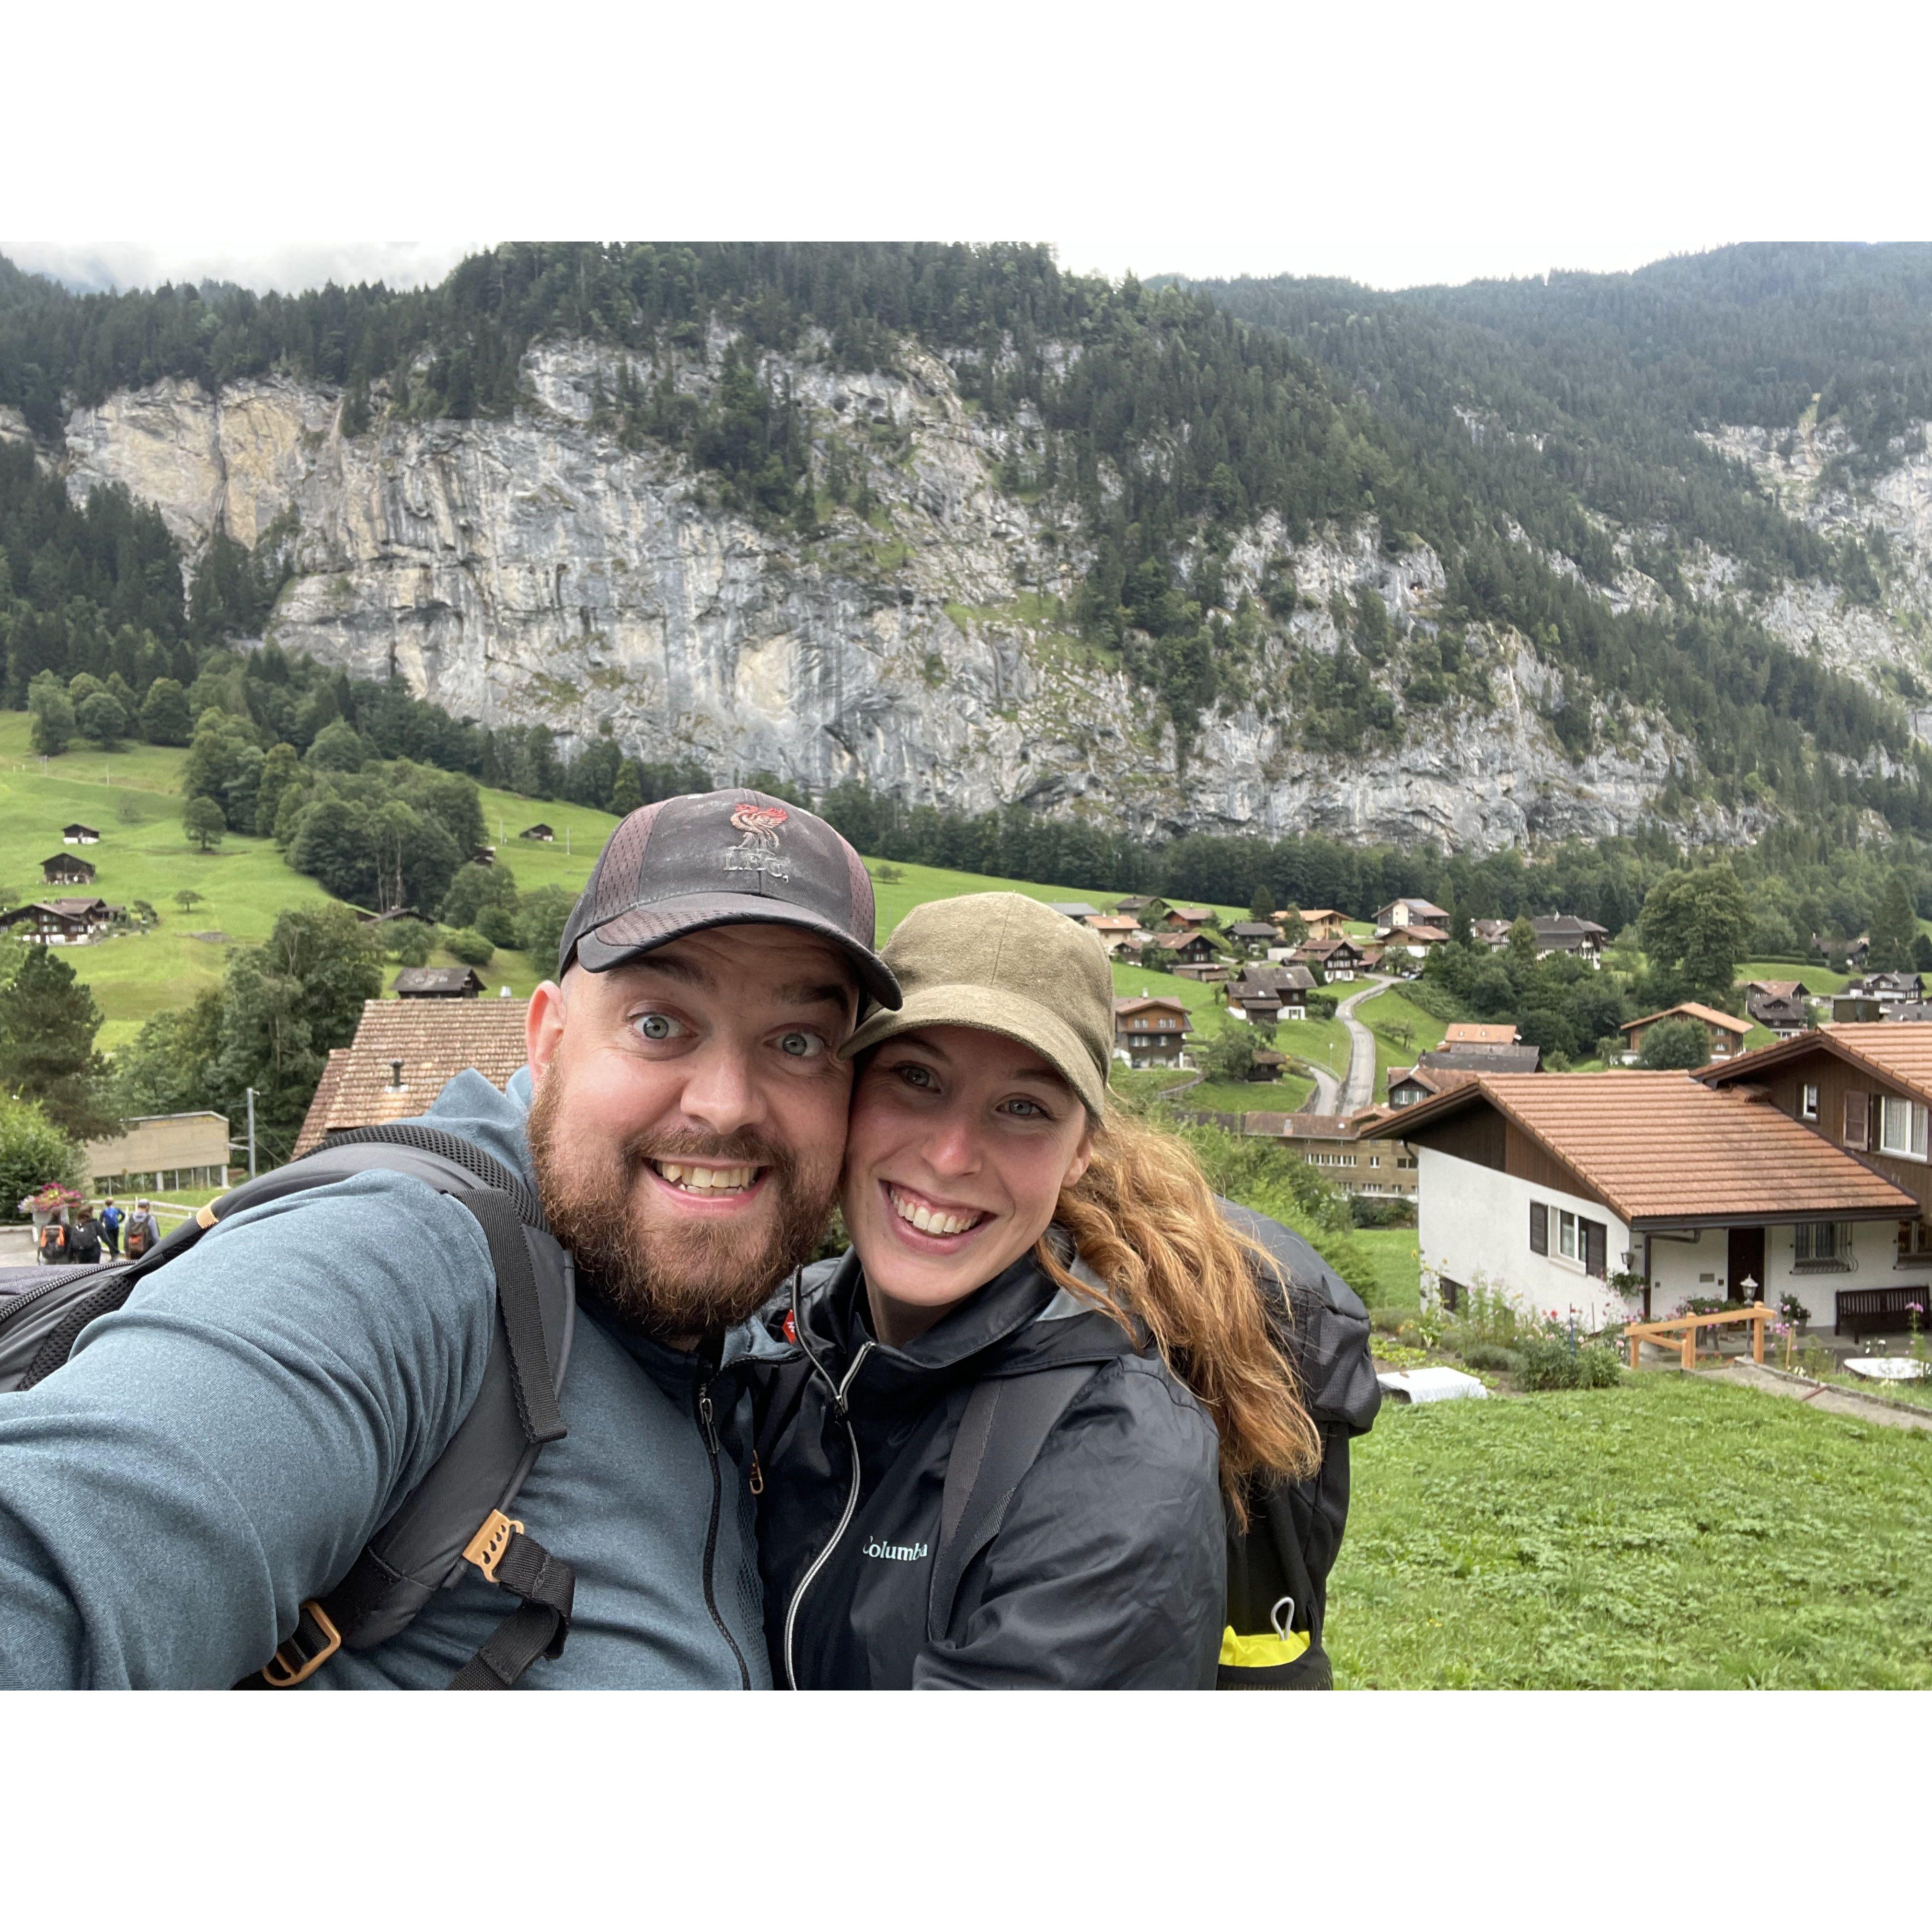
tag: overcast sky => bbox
[10,1,1931,299]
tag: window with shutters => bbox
[1845,1090,1869,1150]
[1558,1208,1579,1260]
[1530,1201,1548,1254]
[1583,1218,1608,1279]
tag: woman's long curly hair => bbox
[1036,1103,1322,1524]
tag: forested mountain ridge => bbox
[3,242,1930,855]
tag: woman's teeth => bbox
[889,1187,981,1237]
[652,1161,758,1195]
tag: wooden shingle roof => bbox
[293,998,530,1157]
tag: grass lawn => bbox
[1736,959,1852,998]
[1330,1370,1932,1687]
[1348,1228,1423,1311]
[0,715,337,1049]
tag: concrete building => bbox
[83,1112,232,1195]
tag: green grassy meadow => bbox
[1330,1371,1932,1687]
[1347,1227,1423,1310]
[1,716,1248,1050]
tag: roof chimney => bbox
[389,1059,404,1090]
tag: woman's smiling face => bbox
[842,1024,1093,1346]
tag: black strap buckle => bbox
[259,1599,343,1688]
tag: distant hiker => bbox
[753,893,1365,1690]
[0,790,901,1689]
[99,1198,123,1259]
[66,1208,104,1267]
[123,1200,161,1261]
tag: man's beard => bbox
[527,1071,837,1342]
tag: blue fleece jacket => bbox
[0,1070,774,1689]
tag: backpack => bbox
[930,1201,1380,1690]
[67,1221,102,1266]
[124,1217,153,1259]
[0,1124,577,1691]
[36,1221,67,1263]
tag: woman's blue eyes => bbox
[889,1063,1051,1118]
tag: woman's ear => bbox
[1062,1120,1096,1192]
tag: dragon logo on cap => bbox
[724,800,791,879]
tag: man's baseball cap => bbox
[840,892,1114,1116]
[557,789,902,1010]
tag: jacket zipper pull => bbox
[697,1383,720,1455]
[748,1450,764,1496]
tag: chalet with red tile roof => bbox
[1368,1070,1917,1328]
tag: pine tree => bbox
[0,947,115,1138]
[607,762,644,816]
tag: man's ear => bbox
[527,978,568,1085]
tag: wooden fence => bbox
[1624,1301,1777,1370]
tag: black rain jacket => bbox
[751,1241,1226,1690]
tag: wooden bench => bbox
[1834,1284,1932,1340]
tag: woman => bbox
[753,891,1322,1689]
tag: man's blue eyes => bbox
[632,1014,825,1058]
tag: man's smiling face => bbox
[525,923,858,1344]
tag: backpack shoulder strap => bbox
[927,1364,1098,1645]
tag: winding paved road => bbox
[1295,975,1389,1115]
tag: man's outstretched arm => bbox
[0,1173,496,1688]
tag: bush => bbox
[442,926,494,966]
[0,1095,81,1217]
[1456,1340,1526,1374]
[516,885,575,967]
[1517,1327,1623,1391]
[386,920,436,967]
[476,902,521,949]
[1351,1196,1416,1230]
[1366,1306,1412,1335]
[1636,1016,1711,1070]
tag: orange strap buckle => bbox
[260,1599,342,1688]
[462,1509,524,1584]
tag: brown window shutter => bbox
[1585,1219,1607,1279]
[1530,1201,1548,1254]
[1845,1090,1868,1150]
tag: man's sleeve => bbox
[911,1365,1226,1690]
[0,1173,497,1688]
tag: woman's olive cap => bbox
[840,892,1114,1114]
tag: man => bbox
[66,1205,103,1266]
[98,1196,123,1259]
[122,1198,161,1261]
[0,790,897,1688]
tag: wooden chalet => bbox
[392,966,487,999]
[1619,1002,1752,1064]
[0,897,117,945]
[42,852,97,886]
[1113,996,1192,1070]
[61,823,101,845]
[519,823,556,842]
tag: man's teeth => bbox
[890,1188,980,1237]
[654,1162,758,1194]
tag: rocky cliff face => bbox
[1701,419,1932,707]
[61,337,1741,852]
